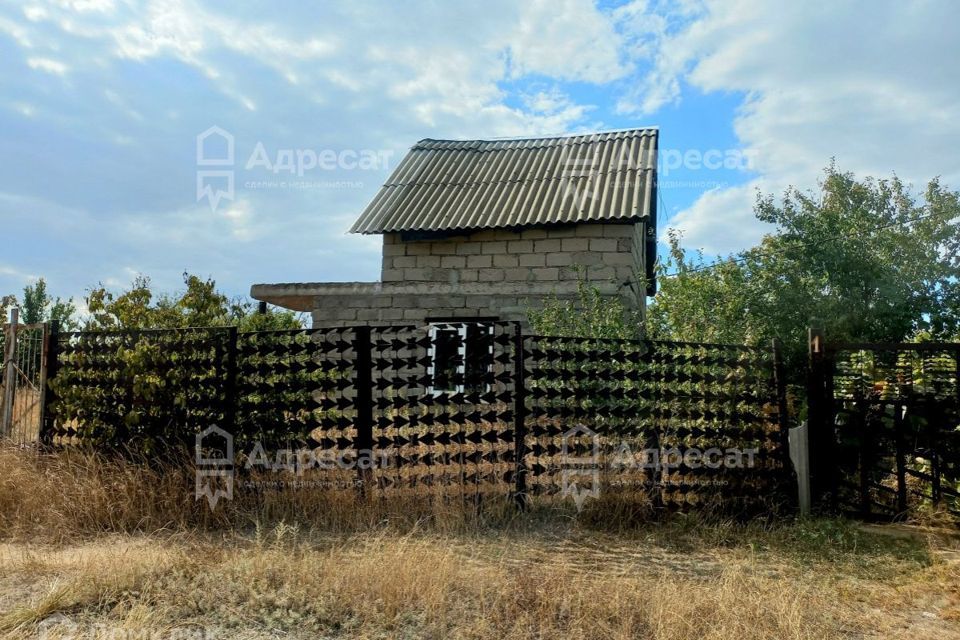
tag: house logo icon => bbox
[195,424,234,509]
[196,125,235,212]
[560,423,600,511]
[559,150,603,207]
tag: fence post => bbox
[772,338,795,509]
[788,421,811,517]
[856,398,873,518]
[1,307,19,438]
[512,322,528,510]
[224,326,239,436]
[928,401,942,507]
[353,326,374,493]
[806,326,834,506]
[893,401,907,515]
[771,338,790,455]
[38,320,59,446]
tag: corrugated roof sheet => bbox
[349,128,658,234]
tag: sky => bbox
[2,0,959,309]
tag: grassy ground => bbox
[0,447,957,639]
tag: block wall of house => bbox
[310,221,648,328]
[310,291,551,326]
[380,222,645,307]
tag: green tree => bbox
[51,273,304,450]
[646,230,753,345]
[0,294,15,322]
[8,278,78,328]
[86,272,303,331]
[650,164,960,373]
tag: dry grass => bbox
[0,445,517,540]
[0,444,957,639]
[0,526,955,639]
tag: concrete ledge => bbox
[251,279,624,312]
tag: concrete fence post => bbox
[789,421,811,517]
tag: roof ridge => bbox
[416,127,658,146]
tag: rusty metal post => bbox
[353,326,374,495]
[806,326,834,506]
[512,322,528,510]
[1,307,19,438]
[38,320,58,445]
[772,338,790,456]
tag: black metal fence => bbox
[39,321,790,510]
[808,331,960,521]
[522,335,790,509]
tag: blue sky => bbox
[2,0,959,311]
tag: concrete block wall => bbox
[380,222,644,308]
[305,221,649,329]
[311,291,549,327]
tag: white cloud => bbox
[54,0,116,12]
[662,181,772,255]
[508,0,627,82]
[23,6,49,22]
[26,56,68,74]
[647,0,960,254]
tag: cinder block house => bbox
[251,128,658,330]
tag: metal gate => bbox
[0,310,49,444]
[808,328,960,521]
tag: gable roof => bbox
[349,128,658,234]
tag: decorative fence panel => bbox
[816,340,960,521]
[235,327,357,451]
[45,327,233,449]
[522,336,789,510]
[367,322,517,497]
[38,322,791,512]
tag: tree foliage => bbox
[25,279,78,328]
[526,277,643,339]
[0,278,78,328]
[49,273,304,451]
[85,272,303,331]
[649,165,960,373]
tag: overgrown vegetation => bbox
[527,276,643,339]
[1,273,302,332]
[0,445,955,639]
[527,165,960,390]
[1,278,78,329]
[85,272,302,331]
[649,165,960,376]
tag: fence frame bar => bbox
[1,308,19,438]
[512,322,528,510]
[39,321,59,445]
[353,326,374,491]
